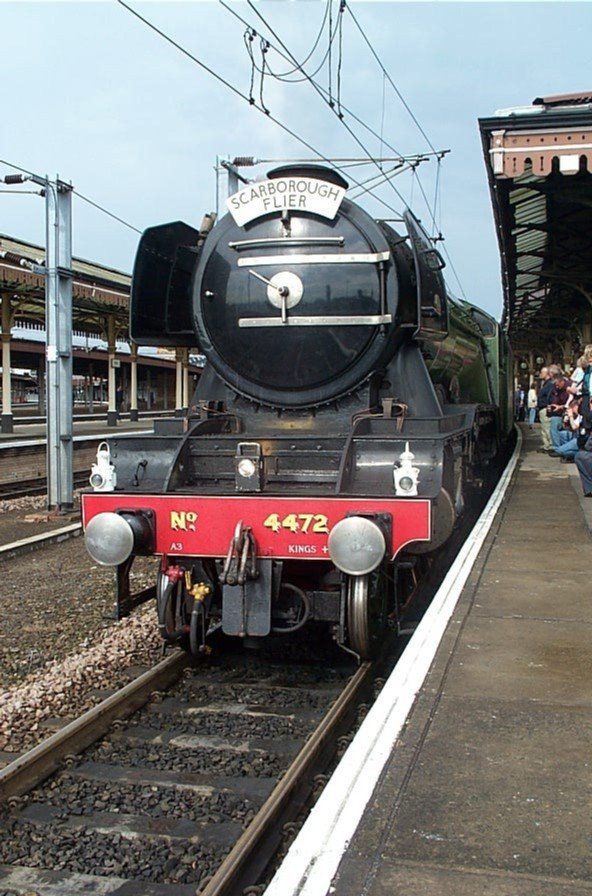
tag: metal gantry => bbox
[1,170,74,510]
[43,177,74,510]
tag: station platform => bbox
[0,415,157,446]
[268,425,592,896]
[332,426,592,895]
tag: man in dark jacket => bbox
[537,366,557,451]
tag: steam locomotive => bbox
[82,164,512,659]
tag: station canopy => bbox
[479,92,592,364]
[0,234,131,338]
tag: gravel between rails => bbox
[0,606,163,755]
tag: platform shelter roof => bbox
[0,233,131,339]
[479,92,592,362]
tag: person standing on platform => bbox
[527,381,538,428]
[537,366,557,452]
[514,385,526,421]
[573,390,592,493]
[569,355,586,396]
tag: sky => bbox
[1,1,592,321]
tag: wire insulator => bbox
[232,157,255,167]
[3,174,25,185]
[0,250,25,264]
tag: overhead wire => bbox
[243,10,341,87]
[120,1,467,301]
[232,0,449,232]
[72,190,143,235]
[344,4,467,296]
[0,158,37,178]
[347,14,466,298]
[0,157,142,236]
[252,0,331,81]
[349,162,410,201]
[336,0,344,117]
[252,18,341,86]
[379,72,386,169]
[258,38,269,113]
[411,166,440,237]
[220,1,408,161]
[2,13,437,223]
[223,0,452,238]
[243,0,409,209]
[252,154,445,164]
[434,155,443,235]
[345,3,438,155]
[440,245,468,302]
[328,0,333,108]
[120,0,448,248]
[343,0,459,291]
[229,0,450,280]
[117,0,404,218]
[4,10,464,295]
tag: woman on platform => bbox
[527,381,538,429]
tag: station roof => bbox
[479,92,592,359]
[0,234,131,338]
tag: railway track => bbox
[0,645,374,895]
[0,443,511,894]
[0,439,98,496]
[0,472,89,501]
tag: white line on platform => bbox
[264,428,522,896]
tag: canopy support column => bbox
[1,298,13,433]
[38,354,46,416]
[182,348,190,414]
[130,343,139,421]
[45,178,73,511]
[107,315,117,426]
[175,347,184,417]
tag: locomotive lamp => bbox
[235,442,263,491]
[89,442,116,492]
[328,517,386,576]
[394,442,420,497]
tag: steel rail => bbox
[0,650,187,802]
[0,472,88,501]
[200,659,374,896]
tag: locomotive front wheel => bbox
[346,571,386,660]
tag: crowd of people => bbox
[517,346,592,496]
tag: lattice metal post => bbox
[44,177,73,511]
